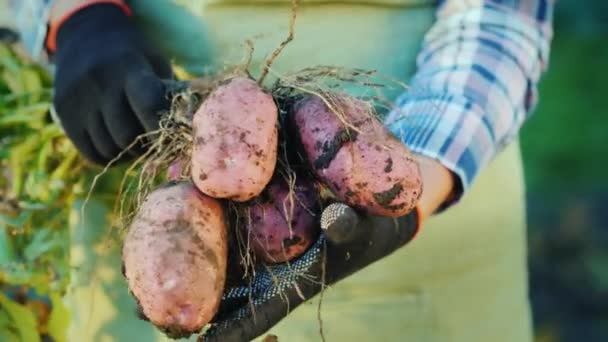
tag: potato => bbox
[167,158,184,181]
[291,95,422,217]
[121,182,227,338]
[240,175,320,264]
[191,76,279,202]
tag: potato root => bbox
[191,77,279,202]
[292,94,422,217]
[121,182,227,338]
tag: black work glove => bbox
[200,202,420,342]
[52,3,173,165]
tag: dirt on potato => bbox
[121,182,227,339]
[291,94,422,217]
[191,77,279,202]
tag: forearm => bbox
[413,154,454,221]
[387,0,554,211]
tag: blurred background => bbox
[1,1,607,341]
[522,1,608,341]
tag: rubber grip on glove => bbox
[321,203,422,245]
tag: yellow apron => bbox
[65,1,533,341]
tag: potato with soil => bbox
[240,175,320,264]
[121,182,227,338]
[191,76,279,202]
[291,94,422,217]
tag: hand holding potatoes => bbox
[118,69,425,340]
[200,202,420,342]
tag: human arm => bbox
[385,0,554,210]
[414,154,454,220]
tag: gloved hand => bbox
[200,202,421,342]
[51,3,173,165]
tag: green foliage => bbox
[522,9,608,341]
[0,41,129,341]
[0,292,40,342]
[0,43,88,340]
[47,292,69,342]
[520,32,608,194]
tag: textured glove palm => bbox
[52,4,173,165]
[200,203,420,342]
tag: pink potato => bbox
[191,76,279,202]
[121,182,227,338]
[240,176,320,264]
[167,158,185,181]
[292,95,422,217]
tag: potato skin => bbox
[240,176,320,264]
[121,182,227,338]
[292,95,422,217]
[167,158,184,181]
[191,76,279,202]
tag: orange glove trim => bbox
[45,0,132,54]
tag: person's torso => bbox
[129,0,437,102]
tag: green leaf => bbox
[0,227,16,265]
[24,229,62,262]
[21,69,43,103]
[37,140,53,176]
[1,70,23,94]
[47,292,69,342]
[0,293,41,342]
[0,47,21,74]
[0,104,49,127]
[16,201,47,211]
[24,170,51,203]
[0,263,34,286]
[20,274,51,296]
[0,309,21,342]
[0,211,31,227]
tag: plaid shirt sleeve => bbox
[385,0,554,206]
[2,0,55,62]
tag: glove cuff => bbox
[46,0,133,54]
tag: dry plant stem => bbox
[81,130,159,224]
[81,135,159,335]
[278,82,362,135]
[113,149,156,226]
[258,0,298,85]
[244,40,255,72]
[272,64,416,125]
[241,206,256,278]
[281,170,297,237]
[84,81,206,239]
[317,240,327,342]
